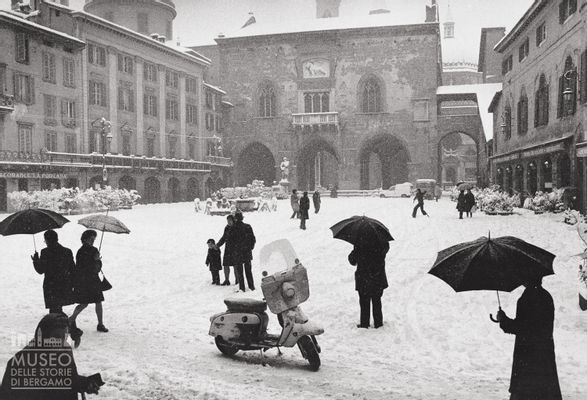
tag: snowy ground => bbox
[0,197,586,400]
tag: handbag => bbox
[100,271,113,292]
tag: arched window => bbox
[259,84,276,117]
[535,74,549,127]
[362,79,382,113]
[517,90,528,135]
[504,103,512,140]
[558,56,577,118]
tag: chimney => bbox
[241,12,256,29]
[11,0,21,11]
[369,0,390,15]
[151,33,160,40]
[316,0,341,19]
[425,0,438,22]
[157,35,166,43]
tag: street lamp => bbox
[562,69,577,104]
[91,117,113,187]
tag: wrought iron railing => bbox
[205,155,232,166]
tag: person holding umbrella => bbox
[330,216,393,329]
[496,277,562,400]
[31,230,75,314]
[464,189,476,218]
[70,230,108,335]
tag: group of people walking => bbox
[212,211,257,292]
[31,229,108,347]
[456,189,476,219]
[290,189,321,230]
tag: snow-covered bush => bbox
[564,209,584,225]
[7,187,141,214]
[475,186,516,214]
[530,189,565,213]
[219,180,288,200]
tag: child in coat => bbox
[206,239,222,285]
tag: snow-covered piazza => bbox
[1,197,585,399]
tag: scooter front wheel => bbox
[215,336,239,356]
[298,335,320,371]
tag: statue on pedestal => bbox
[280,157,290,182]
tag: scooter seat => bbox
[224,297,267,313]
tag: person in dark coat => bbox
[312,190,321,214]
[348,241,390,328]
[0,313,102,400]
[456,189,467,219]
[217,214,238,286]
[497,278,562,400]
[232,212,256,292]
[464,189,476,218]
[299,191,310,230]
[31,230,75,313]
[290,189,300,219]
[206,239,222,285]
[412,188,428,218]
[69,229,108,338]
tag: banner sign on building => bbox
[0,172,66,179]
[521,143,565,158]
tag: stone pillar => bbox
[107,47,119,151]
[158,65,166,157]
[135,57,144,156]
[551,153,560,189]
[179,72,187,159]
[522,162,529,193]
[537,160,544,192]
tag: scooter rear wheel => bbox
[215,337,239,356]
[298,335,320,371]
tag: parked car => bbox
[415,179,437,200]
[379,182,413,198]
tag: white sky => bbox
[7,0,535,63]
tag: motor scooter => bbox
[209,239,324,371]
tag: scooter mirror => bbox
[262,271,268,277]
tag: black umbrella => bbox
[330,215,393,246]
[429,234,555,321]
[0,208,70,251]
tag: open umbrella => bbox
[78,214,130,251]
[0,208,70,250]
[330,215,393,247]
[429,235,555,321]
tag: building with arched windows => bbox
[193,0,444,190]
[489,0,587,211]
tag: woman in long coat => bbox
[217,214,237,285]
[70,230,108,336]
[348,241,389,328]
[497,278,562,400]
[456,189,467,219]
[299,191,310,230]
[464,189,476,218]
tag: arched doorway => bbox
[527,163,538,194]
[89,176,103,190]
[496,168,504,189]
[514,164,524,192]
[237,142,275,186]
[63,178,78,189]
[205,177,215,198]
[0,178,6,212]
[444,166,457,186]
[438,132,479,188]
[168,177,181,202]
[542,157,552,191]
[297,139,339,191]
[119,175,136,191]
[505,166,513,194]
[559,153,571,187]
[144,177,161,203]
[359,134,410,190]
[186,177,200,200]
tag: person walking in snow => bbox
[290,189,300,219]
[496,277,562,400]
[412,188,428,218]
[456,189,467,219]
[217,214,238,286]
[464,189,476,218]
[31,230,75,314]
[232,212,256,292]
[348,241,389,329]
[312,190,321,214]
[299,191,310,230]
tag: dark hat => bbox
[207,238,216,244]
[234,211,244,221]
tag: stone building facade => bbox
[195,9,442,190]
[489,0,587,210]
[0,0,232,211]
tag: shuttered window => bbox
[13,73,34,104]
[63,58,75,87]
[42,52,56,83]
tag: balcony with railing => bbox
[205,155,232,167]
[292,112,339,129]
[0,94,14,114]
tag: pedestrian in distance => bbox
[216,214,238,286]
[299,191,310,230]
[465,189,476,218]
[69,229,108,346]
[312,190,321,214]
[233,211,256,292]
[434,185,442,202]
[31,230,75,314]
[194,198,202,212]
[206,239,222,285]
[496,277,562,400]
[412,188,429,218]
[456,189,467,219]
[348,241,390,329]
[0,313,104,399]
[271,194,278,212]
[290,189,300,219]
